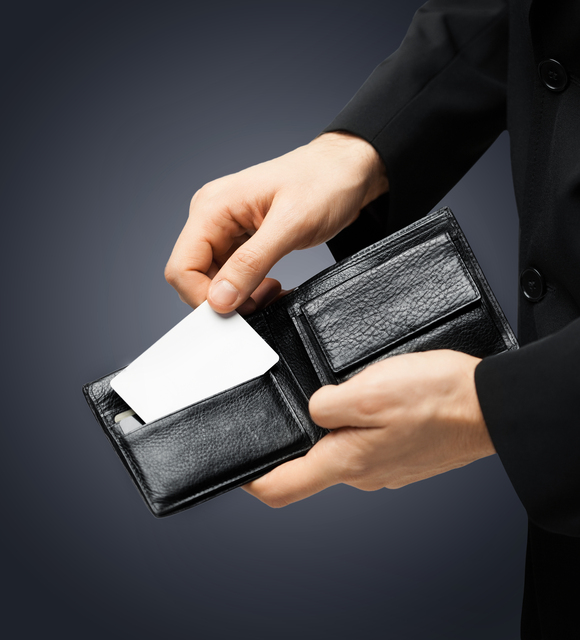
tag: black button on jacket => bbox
[322,0,580,637]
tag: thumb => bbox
[207,220,291,313]
[243,431,345,507]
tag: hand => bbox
[243,350,495,507]
[165,132,388,314]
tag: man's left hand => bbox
[243,350,495,507]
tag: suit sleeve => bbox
[321,0,580,538]
[323,0,508,259]
[475,321,580,537]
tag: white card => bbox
[110,301,279,426]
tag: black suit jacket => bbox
[322,1,580,637]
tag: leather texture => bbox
[82,207,518,517]
[301,233,479,373]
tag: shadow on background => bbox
[2,2,524,638]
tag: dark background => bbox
[3,1,526,638]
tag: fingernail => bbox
[210,279,239,307]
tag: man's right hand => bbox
[164,131,389,315]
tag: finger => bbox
[237,278,282,316]
[270,287,295,303]
[251,278,282,309]
[207,220,292,313]
[165,213,251,308]
[309,381,384,429]
[165,227,213,308]
[241,287,293,312]
[242,434,344,507]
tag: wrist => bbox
[312,131,389,206]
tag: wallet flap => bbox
[301,231,480,373]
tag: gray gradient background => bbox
[3,1,526,638]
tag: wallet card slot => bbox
[114,363,314,515]
[298,232,480,374]
[84,369,133,431]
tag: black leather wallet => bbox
[83,207,518,517]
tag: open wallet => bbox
[82,207,518,517]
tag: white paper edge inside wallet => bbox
[110,301,279,429]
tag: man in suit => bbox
[164,0,579,636]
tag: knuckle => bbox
[343,444,371,478]
[348,457,371,479]
[189,190,203,212]
[357,397,380,419]
[233,246,263,276]
[268,497,290,509]
[196,180,219,199]
[259,488,290,509]
[190,180,221,212]
[352,479,382,492]
[164,262,179,286]
[355,385,385,419]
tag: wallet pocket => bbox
[291,229,495,383]
[95,361,315,516]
